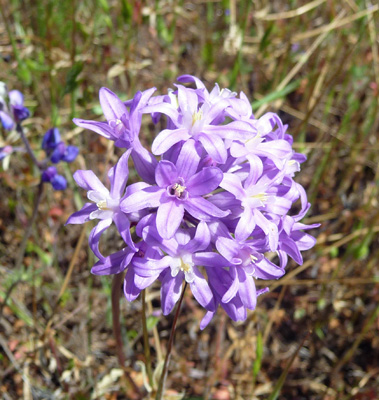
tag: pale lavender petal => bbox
[186,167,223,196]
[155,160,178,187]
[244,154,263,188]
[133,256,171,277]
[177,75,206,89]
[184,197,229,220]
[120,186,164,213]
[8,90,23,105]
[198,133,227,164]
[236,268,257,309]
[73,170,108,195]
[215,237,242,264]
[190,267,215,310]
[203,121,253,140]
[133,272,160,290]
[91,248,134,275]
[99,87,128,121]
[156,200,185,239]
[152,128,190,155]
[182,221,210,253]
[176,139,201,180]
[292,230,317,250]
[73,118,114,139]
[109,149,132,198]
[220,173,245,200]
[221,266,239,303]
[131,140,157,184]
[255,257,285,279]
[113,212,136,251]
[200,310,216,330]
[193,252,226,267]
[177,85,198,114]
[235,207,255,241]
[142,103,179,123]
[124,268,141,301]
[278,250,289,269]
[89,218,112,259]
[65,203,97,225]
[161,272,183,315]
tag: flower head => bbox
[67,75,319,327]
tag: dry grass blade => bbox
[255,10,346,117]
[267,331,312,400]
[255,0,326,21]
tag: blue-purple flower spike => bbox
[68,76,318,328]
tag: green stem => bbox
[155,282,187,400]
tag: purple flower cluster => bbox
[0,82,30,130]
[67,76,318,328]
[41,128,79,190]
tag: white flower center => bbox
[170,255,195,283]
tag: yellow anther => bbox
[173,183,186,197]
[250,193,268,203]
[96,200,108,210]
[192,110,203,126]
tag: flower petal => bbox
[198,133,227,164]
[176,139,201,181]
[161,271,183,315]
[73,170,109,195]
[88,218,112,259]
[236,268,257,309]
[155,160,178,187]
[186,167,223,196]
[65,203,97,225]
[156,200,184,239]
[73,118,114,139]
[99,87,128,122]
[190,267,215,310]
[152,128,190,155]
[120,186,164,213]
[109,149,132,198]
[184,197,229,221]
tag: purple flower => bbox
[147,83,253,163]
[50,142,79,163]
[91,241,163,301]
[121,140,228,239]
[74,88,158,183]
[42,128,79,164]
[42,166,67,190]
[136,220,224,314]
[9,90,30,122]
[66,149,137,258]
[42,128,61,151]
[67,75,319,326]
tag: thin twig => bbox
[16,124,42,170]
[141,289,154,388]
[44,226,87,335]
[15,179,44,270]
[111,273,142,399]
[156,282,187,400]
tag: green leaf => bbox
[251,79,301,111]
[146,315,159,331]
[17,62,32,85]
[63,62,84,96]
[252,331,263,378]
